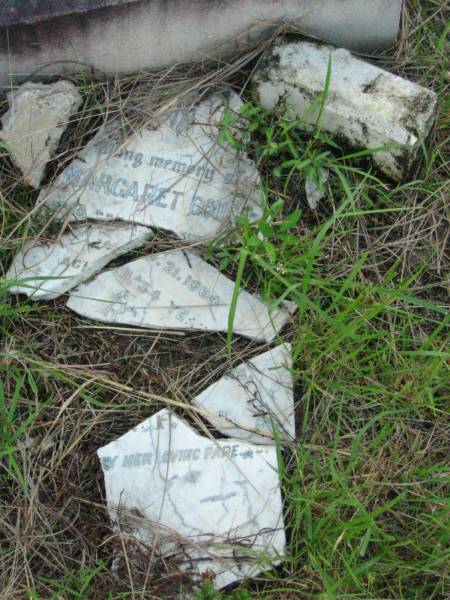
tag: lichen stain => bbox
[0,2,142,62]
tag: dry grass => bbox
[1,1,449,598]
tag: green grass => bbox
[206,87,449,598]
[1,0,449,598]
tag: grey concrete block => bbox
[0,1,402,87]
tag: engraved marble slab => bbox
[0,81,81,188]
[38,93,262,240]
[67,249,291,341]
[97,408,286,589]
[194,344,295,444]
[7,223,152,300]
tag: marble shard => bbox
[193,344,295,444]
[253,42,438,181]
[7,223,152,300]
[97,408,286,589]
[37,93,263,241]
[67,249,291,341]
[0,81,81,187]
[305,168,329,210]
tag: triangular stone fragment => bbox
[193,343,295,444]
[0,81,81,187]
[7,223,152,300]
[38,93,262,240]
[97,408,285,589]
[67,249,291,341]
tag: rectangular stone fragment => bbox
[38,93,262,241]
[7,223,152,300]
[194,343,295,444]
[0,81,81,188]
[253,42,437,181]
[98,408,286,589]
[67,249,292,342]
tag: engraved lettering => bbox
[170,190,183,210]
[122,180,139,201]
[111,176,127,197]
[95,173,112,195]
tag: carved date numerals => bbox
[162,261,222,305]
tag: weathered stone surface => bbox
[7,223,152,300]
[194,344,295,444]
[253,42,437,181]
[67,249,291,341]
[98,408,286,589]
[0,1,402,87]
[0,0,135,26]
[0,81,81,187]
[38,93,262,241]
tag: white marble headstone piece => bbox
[6,223,153,300]
[38,93,263,240]
[97,408,286,589]
[67,249,292,341]
[0,81,82,188]
[194,343,295,444]
[253,42,438,182]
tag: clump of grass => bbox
[1,0,449,598]
[209,74,448,597]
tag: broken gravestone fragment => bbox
[7,223,152,300]
[193,343,295,444]
[67,249,291,341]
[0,81,81,188]
[38,93,262,241]
[97,408,286,589]
[253,42,438,181]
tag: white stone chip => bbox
[38,93,263,241]
[305,168,329,210]
[253,42,438,181]
[0,81,81,188]
[97,408,286,589]
[67,249,291,341]
[193,344,295,444]
[7,223,152,300]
